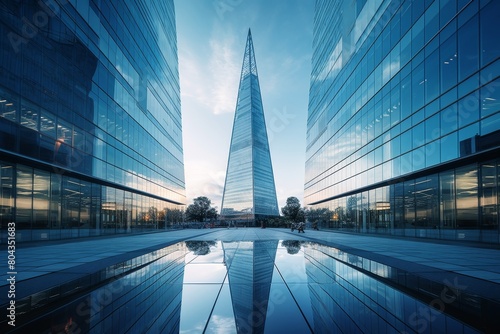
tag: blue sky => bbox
[175,0,314,211]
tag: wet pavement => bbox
[1,228,499,333]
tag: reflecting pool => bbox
[10,240,488,333]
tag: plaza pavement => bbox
[1,227,500,323]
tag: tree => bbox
[185,241,217,255]
[281,240,302,254]
[281,197,305,223]
[164,208,184,225]
[186,196,218,222]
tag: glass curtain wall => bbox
[0,161,183,243]
[311,160,500,243]
[221,30,279,223]
[0,0,186,243]
[306,0,500,244]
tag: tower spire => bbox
[241,28,258,82]
[220,30,279,224]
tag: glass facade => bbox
[305,0,500,243]
[0,0,185,242]
[221,30,279,224]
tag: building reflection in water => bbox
[9,241,488,333]
[180,240,482,334]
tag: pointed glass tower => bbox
[221,29,279,224]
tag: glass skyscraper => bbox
[306,0,500,243]
[220,30,279,224]
[0,0,185,242]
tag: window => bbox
[440,34,458,92]
[425,49,440,103]
[412,61,425,111]
[440,103,458,136]
[40,110,56,138]
[401,130,412,153]
[425,114,440,144]
[412,15,425,56]
[458,92,480,128]
[440,170,456,229]
[0,163,14,227]
[401,73,412,120]
[62,177,81,229]
[480,0,500,66]
[481,163,498,228]
[415,176,438,228]
[20,100,39,130]
[481,113,500,135]
[440,0,457,29]
[440,132,458,162]
[403,180,415,228]
[0,89,17,123]
[458,16,479,81]
[425,1,439,43]
[16,166,33,230]
[480,78,500,118]
[455,166,478,228]
[33,170,50,229]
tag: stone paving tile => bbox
[2,228,499,290]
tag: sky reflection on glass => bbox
[12,240,483,333]
[177,240,480,334]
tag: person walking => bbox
[298,222,305,233]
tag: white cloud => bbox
[184,159,226,207]
[178,47,206,102]
[208,34,240,115]
[178,29,240,116]
[205,315,236,334]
